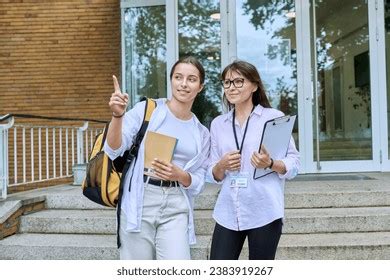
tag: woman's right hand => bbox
[212,150,241,181]
[109,75,129,117]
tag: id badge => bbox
[229,172,249,188]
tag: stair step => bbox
[19,207,390,235]
[44,182,390,210]
[44,184,220,210]
[195,232,390,260]
[195,207,390,235]
[20,209,116,234]
[277,231,390,259]
[0,233,118,260]
[3,175,390,260]
[284,207,390,233]
[285,180,390,208]
[1,232,389,260]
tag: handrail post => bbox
[0,116,15,200]
[77,121,89,164]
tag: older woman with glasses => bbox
[207,60,300,260]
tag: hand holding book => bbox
[151,158,191,186]
[144,131,177,178]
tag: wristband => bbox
[266,158,274,170]
[112,111,125,118]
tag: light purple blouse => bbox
[207,105,300,231]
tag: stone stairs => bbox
[1,174,390,259]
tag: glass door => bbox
[228,0,299,148]
[227,0,382,173]
[304,0,381,172]
[177,0,222,127]
[121,0,167,107]
[121,0,222,127]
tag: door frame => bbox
[120,0,390,173]
[377,0,390,171]
[120,0,176,101]
[297,0,384,173]
[222,0,387,173]
[297,0,380,173]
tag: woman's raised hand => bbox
[109,75,129,117]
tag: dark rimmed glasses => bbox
[221,78,245,89]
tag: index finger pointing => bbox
[112,75,121,93]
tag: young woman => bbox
[208,60,300,260]
[104,56,210,260]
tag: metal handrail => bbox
[0,113,107,124]
[0,114,106,200]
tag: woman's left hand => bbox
[251,145,272,169]
[151,158,191,186]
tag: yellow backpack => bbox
[82,98,156,208]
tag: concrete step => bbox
[0,233,118,260]
[285,179,390,208]
[276,232,390,260]
[19,207,390,235]
[1,232,389,260]
[44,184,220,210]
[44,181,390,210]
[196,207,390,235]
[20,209,116,234]
[44,187,111,210]
[196,232,390,260]
[0,233,205,260]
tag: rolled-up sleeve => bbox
[103,101,145,161]
[278,136,300,180]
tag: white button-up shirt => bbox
[104,98,210,245]
[207,105,300,231]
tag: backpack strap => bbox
[116,98,156,248]
[99,122,110,150]
[131,99,156,157]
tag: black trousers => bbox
[209,218,283,260]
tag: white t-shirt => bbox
[156,102,198,169]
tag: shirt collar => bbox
[224,104,264,122]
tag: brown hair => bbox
[221,60,271,110]
[169,56,205,85]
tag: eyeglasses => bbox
[221,78,245,89]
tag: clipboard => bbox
[253,115,296,179]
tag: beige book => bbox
[144,131,178,178]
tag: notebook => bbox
[144,131,178,178]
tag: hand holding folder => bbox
[144,131,178,178]
[253,115,296,179]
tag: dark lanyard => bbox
[232,106,254,154]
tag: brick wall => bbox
[0,0,121,192]
[0,0,121,120]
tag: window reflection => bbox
[311,0,371,161]
[237,0,298,141]
[123,6,167,107]
[178,0,221,127]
